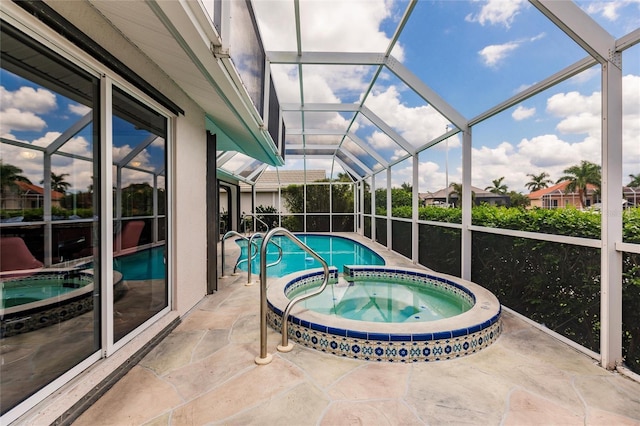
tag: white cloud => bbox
[479,33,544,68]
[512,105,536,121]
[0,107,47,132]
[479,41,520,67]
[546,90,601,136]
[364,85,451,147]
[69,103,92,116]
[0,85,57,134]
[582,1,624,20]
[439,74,640,193]
[1,86,57,114]
[367,130,396,150]
[465,0,527,28]
[257,0,405,135]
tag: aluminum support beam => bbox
[385,56,467,129]
[530,0,615,64]
[281,103,360,112]
[286,128,346,135]
[461,126,472,280]
[361,106,415,155]
[386,167,392,251]
[334,157,363,182]
[371,174,376,242]
[469,56,597,126]
[267,51,386,65]
[347,132,389,168]
[339,147,374,176]
[46,112,93,155]
[600,54,623,370]
[412,154,419,264]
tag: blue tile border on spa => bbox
[267,265,502,362]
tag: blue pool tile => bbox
[433,331,452,340]
[300,319,310,328]
[309,322,327,333]
[468,324,482,334]
[368,332,390,342]
[390,334,412,342]
[347,329,367,339]
[480,320,492,329]
[327,327,347,337]
[411,333,433,341]
[451,328,468,338]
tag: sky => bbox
[250,0,640,194]
[1,0,638,197]
[0,68,164,194]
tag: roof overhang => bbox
[89,0,283,166]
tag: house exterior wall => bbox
[50,0,209,317]
[1,2,212,423]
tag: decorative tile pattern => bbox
[269,266,502,362]
[268,309,501,362]
[0,271,123,338]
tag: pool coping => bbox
[267,266,502,362]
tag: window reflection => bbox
[112,87,168,342]
[228,0,265,115]
[0,22,100,415]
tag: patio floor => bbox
[74,235,640,425]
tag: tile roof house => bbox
[420,185,510,207]
[1,181,64,210]
[527,181,598,209]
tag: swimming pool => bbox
[236,234,384,277]
[115,246,166,280]
[267,266,502,362]
[287,278,474,322]
[0,270,125,337]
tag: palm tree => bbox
[556,160,601,209]
[0,160,32,198]
[629,173,640,188]
[41,172,71,194]
[485,177,508,194]
[448,182,475,207]
[525,172,553,192]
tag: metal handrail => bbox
[255,227,329,365]
[220,231,253,278]
[233,239,259,275]
[241,213,269,234]
[246,232,283,286]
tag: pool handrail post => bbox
[247,232,261,286]
[220,231,250,278]
[255,227,280,365]
[255,227,329,364]
[247,233,283,286]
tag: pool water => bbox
[288,280,473,323]
[1,274,92,309]
[114,247,166,280]
[237,234,384,277]
[81,246,166,280]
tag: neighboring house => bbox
[623,186,639,207]
[420,185,510,207]
[237,170,327,213]
[1,181,63,210]
[527,181,599,209]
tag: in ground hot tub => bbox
[1,270,125,337]
[267,266,501,362]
